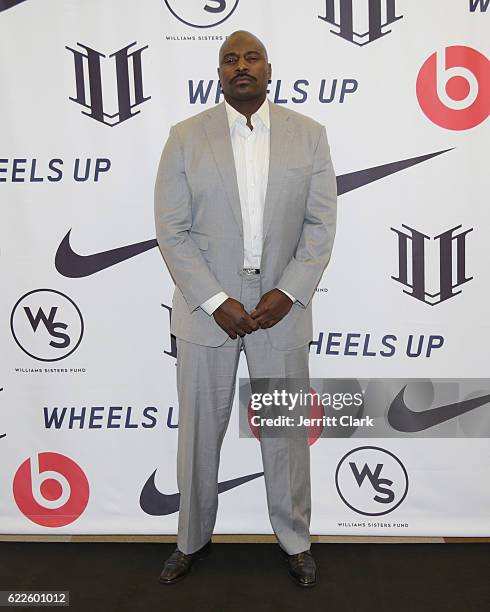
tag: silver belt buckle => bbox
[242,268,260,275]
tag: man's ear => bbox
[267,63,272,79]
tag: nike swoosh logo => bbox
[336,149,452,195]
[0,0,28,13]
[55,230,157,278]
[56,149,452,278]
[140,470,264,515]
[387,386,490,432]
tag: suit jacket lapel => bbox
[203,102,244,235]
[262,103,294,243]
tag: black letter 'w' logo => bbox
[349,462,395,504]
[23,307,70,349]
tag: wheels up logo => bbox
[469,0,489,12]
[391,225,473,306]
[13,452,89,527]
[163,0,240,28]
[335,446,408,516]
[66,42,150,127]
[318,0,402,47]
[10,289,84,361]
[416,46,490,130]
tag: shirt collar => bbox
[224,97,270,132]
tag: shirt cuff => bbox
[276,287,296,303]
[200,291,229,315]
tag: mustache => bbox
[232,74,256,83]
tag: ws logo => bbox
[10,289,84,361]
[164,0,239,28]
[335,446,408,515]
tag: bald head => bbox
[219,30,268,64]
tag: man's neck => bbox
[224,95,267,129]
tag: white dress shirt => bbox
[200,98,296,315]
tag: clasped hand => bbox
[213,289,293,339]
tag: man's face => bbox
[218,34,271,102]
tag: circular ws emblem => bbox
[335,446,409,516]
[10,289,84,362]
[164,0,240,29]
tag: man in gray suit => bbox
[154,30,337,587]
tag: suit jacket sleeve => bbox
[276,125,337,309]
[154,125,225,312]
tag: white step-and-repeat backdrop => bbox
[1,0,489,535]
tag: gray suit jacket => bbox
[154,100,337,350]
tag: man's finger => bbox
[251,306,267,319]
[236,312,261,329]
[243,318,260,333]
[236,320,252,335]
[249,319,260,331]
[254,315,271,327]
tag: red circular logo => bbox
[416,45,490,130]
[13,452,89,527]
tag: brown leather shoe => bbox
[285,549,317,588]
[158,540,212,585]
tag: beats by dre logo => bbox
[416,45,490,130]
[13,452,89,527]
